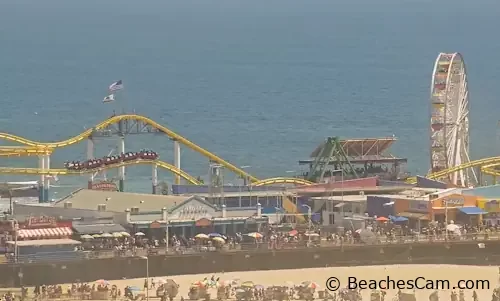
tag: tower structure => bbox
[208,162,224,206]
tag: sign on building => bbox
[92,181,119,191]
[27,216,57,228]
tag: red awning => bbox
[17,227,73,239]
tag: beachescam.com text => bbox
[344,277,490,290]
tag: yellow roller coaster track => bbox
[252,177,314,187]
[0,114,260,182]
[0,159,202,185]
[406,156,500,185]
[0,146,53,157]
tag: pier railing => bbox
[0,232,494,264]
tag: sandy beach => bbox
[26,265,499,300]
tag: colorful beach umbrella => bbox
[301,281,319,289]
[241,281,255,288]
[246,232,263,239]
[212,237,225,243]
[96,279,109,285]
[195,233,209,239]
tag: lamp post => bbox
[139,256,149,300]
[302,204,312,245]
[165,221,169,254]
[239,166,251,207]
[12,218,19,263]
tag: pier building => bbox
[12,189,269,238]
[299,137,408,183]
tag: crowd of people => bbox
[74,219,498,258]
[64,150,158,170]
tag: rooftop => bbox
[311,195,368,203]
[190,191,293,198]
[291,185,410,195]
[309,137,399,159]
[6,239,81,247]
[55,189,193,212]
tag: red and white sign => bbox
[27,216,57,228]
[92,181,118,191]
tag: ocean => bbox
[0,0,499,199]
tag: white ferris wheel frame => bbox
[429,52,476,186]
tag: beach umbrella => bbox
[96,279,109,285]
[101,233,113,238]
[121,232,131,237]
[191,281,204,287]
[241,281,255,288]
[135,232,145,236]
[195,233,209,239]
[304,232,319,237]
[376,216,389,222]
[446,224,460,232]
[212,237,225,243]
[81,234,93,239]
[92,234,102,238]
[301,281,319,289]
[128,286,141,291]
[112,232,123,238]
[208,233,222,238]
[288,230,298,236]
[246,232,263,239]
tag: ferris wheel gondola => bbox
[429,52,476,186]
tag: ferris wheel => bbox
[430,52,475,186]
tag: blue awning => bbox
[389,215,409,222]
[458,207,486,215]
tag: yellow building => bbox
[477,198,500,225]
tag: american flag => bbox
[108,80,123,92]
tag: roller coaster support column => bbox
[43,155,50,202]
[173,139,181,185]
[37,155,50,203]
[38,156,45,202]
[152,164,158,194]
[87,137,95,189]
[119,136,125,192]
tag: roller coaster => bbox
[0,115,312,191]
[0,159,202,185]
[406,156,500,185]
[1,113,500,189]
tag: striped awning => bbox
[17,227,73,239]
